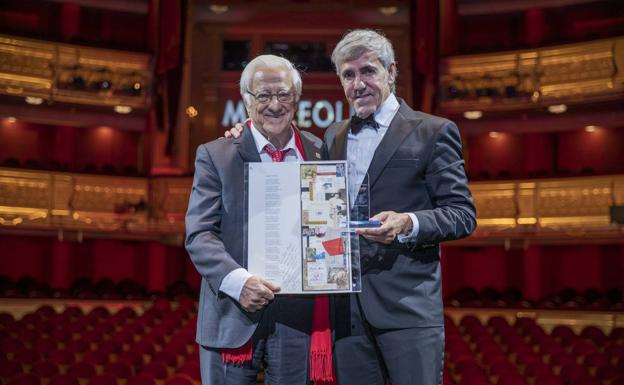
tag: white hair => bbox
[331,29,397,92]
[239,54,302,107]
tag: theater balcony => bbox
[1,167,623,244]
[0,34,152,130]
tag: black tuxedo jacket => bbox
[325,98,476,329]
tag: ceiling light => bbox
[209,4,229,14]
[25,96,44,105]
[378,6,399,16]
[547,104,567,114]
[114,105,132,114]
[489,131,500,138]
[6,116,17,123]
[185,106,198,118]
[584,125,600,132]
[464,111,482,120]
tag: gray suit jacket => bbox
[185,127,325,348]
[325,99,476,329]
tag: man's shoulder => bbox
[197,137,238,159]
[398,100,453,128]
[324,120,348,143]
[299,130,323,147]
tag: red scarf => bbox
[222,121,335,383]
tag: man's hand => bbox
[356,211,412,244]
[239,276,281,312]
[223,123,245,139]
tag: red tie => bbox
[263,145,290,162]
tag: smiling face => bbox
[338,50,395,118]
[247,65,296,146]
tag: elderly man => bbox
[185,54,332,385]
[326,29,476,385]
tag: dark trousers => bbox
[333,295,445,385]
[199,297,314,385]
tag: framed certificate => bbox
[244,161,361,294]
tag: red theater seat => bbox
[164,375,193,385]
[580,326,606,343]
[498,375,526,385]
[571,340,597,357]
[49,375,79,385]
[524,362,552,378]
[133,340,157,358]
[61,307,84,319]
[8,374,40,385]
[459,373,489,385]
[83,351,110,366]
[128,374,156,385]
[65,339,90,354]
[488,360,517,377]
[89,374,117,385]
[611,327,624,340]
[117,351,144,370]
[17,328,40,343]
[534,374,562,385]
[0,312,16,325]
[176,362,200,381]
[551,326,576,345]
[548,352,575,367]
[583,352,608,367]
[88,306,111,319]
[140,362,168,380]
[12,349,41,365]
[35,305,56,318]
[560,364,591,384]
[0,360,23,378]
[104,362,133,379]
[1,337,25,352]
[30,361,60,377]
[151,351,178,367]
[97,340,123,356]
[66,362,97,379]
[595,364,620,381]
[47,350,75,366]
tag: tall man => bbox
[185,55,331,385]
[327,29,476,385]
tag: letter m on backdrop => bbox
[221,100,247,127]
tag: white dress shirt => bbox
[346,93,420,243]
[219,123,303,302]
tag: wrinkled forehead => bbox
[251,65,293,90]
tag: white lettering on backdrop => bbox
[221,99,353,129]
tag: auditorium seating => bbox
[2,277,622,385]
[0,299,200,385]
[444,314,624,385]
[446,287,624,311]
[0,276,197,300]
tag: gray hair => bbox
[239,54,302,107]
[331,29,397,92]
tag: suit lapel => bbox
[366,101,417,188]
[234,126,262,163]
[330,120,350,160]
[296,128,322,162]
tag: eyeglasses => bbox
[247,90,295,104]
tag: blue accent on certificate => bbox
[349,220,382,228]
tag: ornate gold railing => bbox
[1,168,623,242]
[0,35,151,109]
[439,36,624,113]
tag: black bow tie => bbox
[350,114,379,134]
